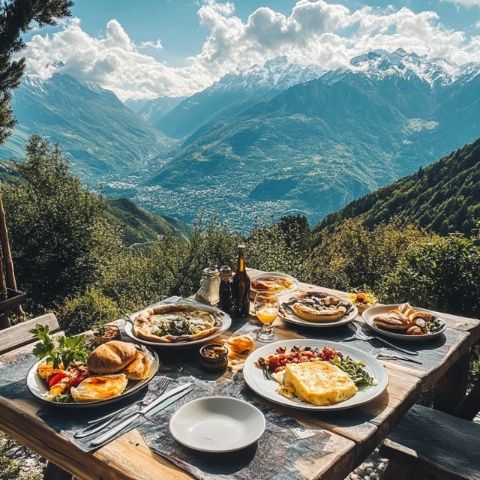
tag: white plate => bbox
[243,339,388,411]
[362,305,446,342]
[250,272,299,299]
[26,347,159,408]
[169,396,265,453]
[279,291,358,328]
[124,303,231,348]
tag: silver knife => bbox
[145,386,193,418]
[90,383,192,447]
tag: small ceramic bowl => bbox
[199,344,228,372]
[169,396,266,453]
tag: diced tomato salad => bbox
[259,346,339,373]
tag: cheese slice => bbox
[282,361,357,406]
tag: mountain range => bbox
[0,49,479,231]
[0,75,173,182]
[142,50,480,228]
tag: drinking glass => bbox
[254,293,279,343]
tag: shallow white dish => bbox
[124,303,231,348]
[250,272,299,299]
[362,305,446,342]
[279,291,358,328]
[169,396,265,453]
[243,339,388,411]
[26,346,159,408]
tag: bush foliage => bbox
[3,136,479,333]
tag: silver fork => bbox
[344,323,419,356]
[75,378,170,438]
[375,350,422,364]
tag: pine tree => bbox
[0,0,73,144]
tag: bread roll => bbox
[124,350,152,380]
[87,341,137,373]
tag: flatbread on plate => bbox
[133,304,221,343]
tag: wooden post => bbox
[433,352,470,413]
[0,192,24,318]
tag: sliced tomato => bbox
[48,372,69,388]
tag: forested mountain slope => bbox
[315,138,480,236]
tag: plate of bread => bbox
[243,339,388,411]
[125,303,231,347]
[27,340,159,407]
[250,272,299,299]
[362,303,446,341]
[279,291,358,328]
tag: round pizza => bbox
[133,304,221,343]
[280,291,353,323]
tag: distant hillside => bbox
[314,138,480,236]
[0,160,187,245]
[104,198,189,245]
[0,74,173,181]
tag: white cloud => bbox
[138,40,163,50]
[23,0,480,100]
[443,0,480,6]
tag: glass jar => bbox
[195,266,221,306]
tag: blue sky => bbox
[61,0,480,65]
[23,0,480,100]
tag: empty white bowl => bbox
[169,396,266,453]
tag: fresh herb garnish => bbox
[29,324,89,368]
[153,318,197,337]
[331,355,376,388]
[53,393,73,403]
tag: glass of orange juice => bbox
[254,293,279,343]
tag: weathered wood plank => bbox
[0,313,59,355]
[380,404,480,480]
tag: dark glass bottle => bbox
[219,265,233,315]
[232,245,250,318]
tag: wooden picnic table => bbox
[0,269,479,480]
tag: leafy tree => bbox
[3,135,109,309]
[0,0,73,144]
[379,234,480,317]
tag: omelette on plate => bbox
[273,361,358,406]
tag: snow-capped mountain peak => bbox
[349,48,466,86]
[213,56,322,91]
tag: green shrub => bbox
[303,218,429,291]
[60,288,120,335]
[379,235,480,317]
